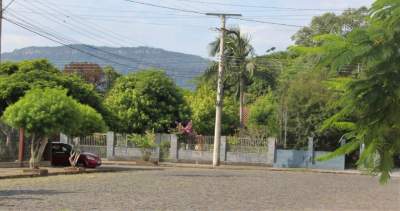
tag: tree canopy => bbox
[105,69,189,133]
[184,84,239,135]
[0,59,114,128]
[2,88,106,168]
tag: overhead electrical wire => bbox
[2,0,17,12]
[123,0,206,15]
[123,0,306,28]
[2,17,139,69]
[33,0,150,46]
[8,3,205,69]
[170,0,347,12]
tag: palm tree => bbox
[205,28,256,128]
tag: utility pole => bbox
[206,13,241,167]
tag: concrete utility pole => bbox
[206,13,241,167]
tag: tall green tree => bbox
[105,69,189,133]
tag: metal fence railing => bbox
[178,135,214,152]
[0,133,31,162]
[227,136,268,153]
[79,133,107,158]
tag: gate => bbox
[79,133,107,158]
[226,136,271,165]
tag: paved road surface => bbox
[0,166,399,210]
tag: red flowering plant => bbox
[172,120,197,148]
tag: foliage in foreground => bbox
[304,0,400,183]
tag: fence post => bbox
[307,137,314,167]
[267,137,276,165]
[60,133,68,144]
[154,133,161,162]
[106,131,115,160]
[220,136,227,162]
[169,134,178,162]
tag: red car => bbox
[50,142,101,168]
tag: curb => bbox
[157,163,400,178]
[0,168,126,180]
[103,161,400,178]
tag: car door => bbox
[60,144,72,166]
[52,144,65,165]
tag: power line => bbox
[2,0,17,12]
[11,1,209,68]
[8,5,154,68]
[33,0,150,46]
[3,17,139,69]
[123,0,306,28]
[123,0,205,15]
[234,17,304,28]
[170,0,346,12]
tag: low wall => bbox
[273,149,345,170]
[226,152,270,165]
[313,151,345,170]
[112,147,159,161]
[177,149,213,163]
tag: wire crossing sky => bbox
[2,0,374,58]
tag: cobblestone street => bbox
[0,167,399,210]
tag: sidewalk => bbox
[103,160,400,178]
[0,165,156,180]
[1,161,399,180]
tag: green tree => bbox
[0,59,114,129]
[105,69,189,133]
[184,84,239,135]
[303,0,400,182]
[2,88,106,169]
[103,65,122,92]
[292,7,368,47]
[68,103,107,167]
[248,93,278,137]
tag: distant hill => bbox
[1,45,210,89]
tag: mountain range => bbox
[1,45,210,89]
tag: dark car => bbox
[51,142,101,168]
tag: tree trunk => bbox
[69,137,81,167]
[29,134,48,169]
[0,124,13,146]
[239,77,245,129]
[5,133,11,146]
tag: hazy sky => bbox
[2,0,374,58]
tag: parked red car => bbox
[50,142,101,168]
